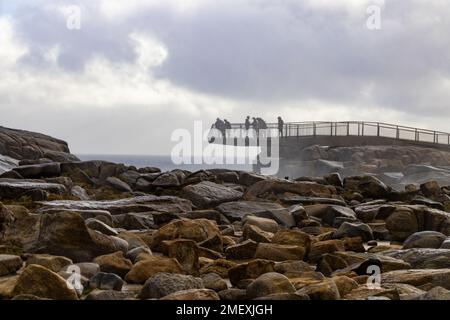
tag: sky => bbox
[1,0,450,155]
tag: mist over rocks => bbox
[279,144,450,190]
[3,128,450,300]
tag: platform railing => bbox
[224,121,450,146]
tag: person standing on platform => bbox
[278,116,284,137]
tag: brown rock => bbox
[26,254,72,273]
[151,218,219,252]
[93,251,133,278]
[228,259,275,286]
[246,272,295,299]
[160,288,220,300]
[12,264,78,300]
[125,256,184,284]
[254,243,306,261]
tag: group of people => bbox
[211,116,285,136]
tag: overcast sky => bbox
[1,0,450,155]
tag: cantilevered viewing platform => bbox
[212,121,450,151]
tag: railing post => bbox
[330,122,333,136]
[347,122,350,136]
[434,131,436,143]
[396,126,399,139]
[296,124,299,137]
[415,128,418,141]
[362,122,364,136]
[358,123,360,136]
[377,123,380,137]
[313,122,316,137]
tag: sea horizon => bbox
[76,154,256,172]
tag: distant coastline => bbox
[76,154,255,172]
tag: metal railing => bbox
[225,121,450,146]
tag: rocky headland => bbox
[2,126,450,300]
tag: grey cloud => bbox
[2,0,450,154]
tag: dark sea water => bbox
[77,154,255,172]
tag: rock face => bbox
[0,254,23,276]
[139,273,204,299]
[181,181,243,208]
[11,264,78,300]
[246,272,295,299]
[0,154,18,175]
[0,125,79,163]
[1,211,125,262]
[0,179,66,199]
[37,195,192,215]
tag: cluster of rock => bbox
[280,145,450,190]
[0,126,79,167]
[2,155,450,300]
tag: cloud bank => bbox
[1,0,450,154]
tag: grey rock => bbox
[0,254,23,276]
[403,231,447,249]
[139,272,204,299]
[332,222,374,242]
[89,272,124,291]
[181,181,243,208]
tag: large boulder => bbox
[125,256,184,284]
[11,264,78,300]
[403,231,447,249]
[37,195,192,215]
[244,179,336,200]
[139,272,204,299]
[344,175,390,198]
[254,243,306,261]
[381,269,450,289]
[1,211,127,262]
[217,201,294,227]
[386,207,419,241]
[246,272,295,299]
[228,259,275,286]
[0,179,66,199]
[160,289,220,300]
[25,254,72,273]
[380,248,450,269]
[93,251,133,278]
[332,222,374,242]
[151,218,220,252]
[0,125,78,162]
[0,254,23,276]
[296,279,341,300]
[12,163,61,179]
[181,181,243,208]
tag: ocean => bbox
[76,154,256,172]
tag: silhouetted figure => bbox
[278,116,284,137]
[214,118,226,136]
[257,117,267,129]
[224,119,231,129]
[251,117,259,134]
[244,116,251,131]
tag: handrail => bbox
[220,121,450,146]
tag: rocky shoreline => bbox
[1,129,450,300]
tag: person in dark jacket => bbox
[244,116,251,131]
[278,116,284,137]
